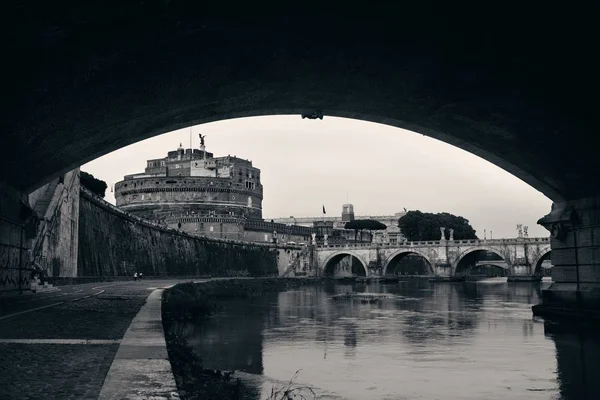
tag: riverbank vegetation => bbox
[398,210,477,241]
[162,278,320,399]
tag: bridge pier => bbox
[511,264,534,277]
[534,196,600,318]
[0,183,39,292]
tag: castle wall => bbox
[243,220,313,244]
[168,217,246,241]
[115,176,263,221]
[78,188,278,277]
[242,229,311,244]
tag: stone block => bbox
[577,247,600,265]
[551,248,577,266]
[551,264,600,283]
[579,265,600,283]
[552,266,578,282]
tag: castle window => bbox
[245,181,255,190]
[210,226,214,232]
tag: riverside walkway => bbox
[0,279,195,399]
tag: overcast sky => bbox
[82,116,552,239]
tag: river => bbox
[170,279,600,399]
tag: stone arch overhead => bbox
[18,109,565,201]
[321,251,369,277]
[383,249,434,275]
[452,246,510,275]
[7,6,592,201]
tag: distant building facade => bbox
[115,137,313,243]
[271,204,406,244]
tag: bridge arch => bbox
[532,250,552,276]
[321,251,368,278]
[452,247,509,276]
[383,250,434,276]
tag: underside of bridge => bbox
[385,252,433,276]
[534,251,553,276]
[455,250,506,277]
[323,254,367,278]
[3,2,600,316]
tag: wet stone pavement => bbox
[0,280,181,400]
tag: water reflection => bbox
[544,320,600,400]
[171,280,600,400]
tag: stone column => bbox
[534,196,600,315]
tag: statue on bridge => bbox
[449,228,454,241]
[198,133,205,147]
[523,226,528,238]
[440,227,446,241]
[311,233,316,245]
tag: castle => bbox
[115,136,313,243]
[115,135,404,244]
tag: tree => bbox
[80,171,108,198]
[344,219,387,243]
[398,211,477,241]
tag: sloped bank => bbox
[161,278,320,399]
[78,189,279,277]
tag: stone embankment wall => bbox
[78,188,280,277]
[29,168,80,278]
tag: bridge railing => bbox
[315,237,549,249]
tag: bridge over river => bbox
[303,237,551,279]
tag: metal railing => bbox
[316,237,550,249]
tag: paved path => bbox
[98,289,179,400]
[0,279,198,400]
[0,281,129,320]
